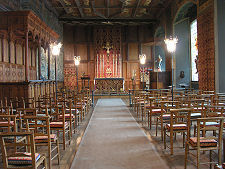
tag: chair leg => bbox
[209,150,212,169]
[164,127,166,149]
[156,117,158,136]
[161,119,164,141]
[149,112,152,129]
[44,156,48,169]
[70,121,72,137]
[63,129,66,150]
[183,132,185,148]
[73,119,76,134]
[170,131,173,155]
[197,148,200,169]
[184,142,188,169]
[48,143,52,169]
[68,126,71,145]
[194,125,196,137]
[56,139,60,164]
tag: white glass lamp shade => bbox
[164,37,178,53]
[51,42,62,56]
[139,54,146,65]
[74,56,81,66]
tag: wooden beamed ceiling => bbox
[48,0,170,25]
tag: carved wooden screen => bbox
[94,27,122,78]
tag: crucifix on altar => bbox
[103,42,113,63]
[95,28,122,79]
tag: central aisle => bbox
[70,98,169,169]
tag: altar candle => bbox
[115,54,117,77]
[113,54,114,77]
[99,54,101,78]
[103,54,104,77]
[97,54,98,78]
[120,54,122,78]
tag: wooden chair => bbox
[16,108,38,130]
[24,115,60,169]
[50,105,71,150]
[148,96,167,129]
[163,108,192,155]
[184,117,224,169]
[65,100,77,136]
[0,132,47,169]
[156,100,179,140]
[73,93,85,122]
[193,105,224,137]
[0,115,17,133]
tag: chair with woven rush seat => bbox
[148,95,167,130]
[0,115,17,133]
[64,99,77,136]
[156,100,179,140]
[0,132,47,169]
[164,108,192,155]
[184,117,224,169]
[50,105,71,150]
[73,93,85,123]
[24,115,60,169]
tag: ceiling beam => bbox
[132,0,142,17]
[91,1,106,19]
[110,0,126,18]
[59,17,157,23]
[53,5,162,9]
[57,0,70,13]
[74,0,84,17]
[156,0,173,18]
[107,0,110,17]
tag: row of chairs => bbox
[130,89,225,169]
[0,89,92,169]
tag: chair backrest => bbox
[0,115,17,132]
[160,101,180,113]
[195,117,224,164]
[203,105,224,117]
[24,116,51,144]
[169,108,192,137]
[0,132,37,169]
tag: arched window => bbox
[190,19,198,81]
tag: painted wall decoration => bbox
[50,51,56,80]
[40,47,48,80]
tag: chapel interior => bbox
[0,0,225,169]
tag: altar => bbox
[94,78,124,94]
[94,28,124,95]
